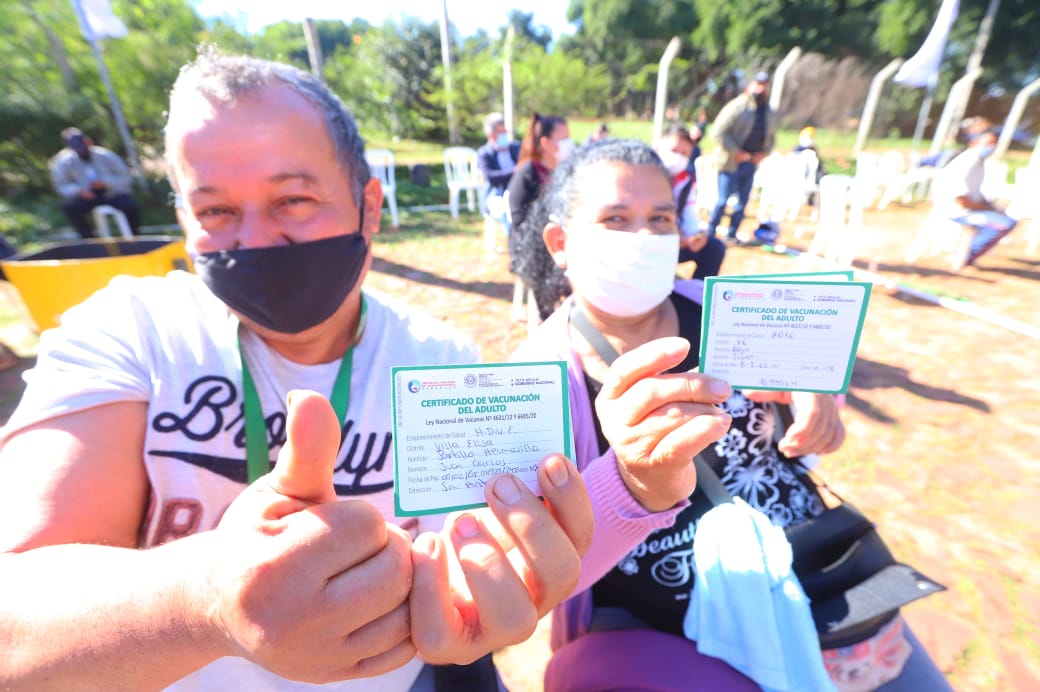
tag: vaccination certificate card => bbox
[699,274,872,393]
[391,361,571,516]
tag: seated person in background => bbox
[511,138,950,692]
[48,127,141,238]
[935,130,1017,269]
[0,51,595,691]
[657,124,726,278]
[475,113,519,225]
[586,122,610,144]
[793,125,826,204]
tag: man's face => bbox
[748,80,769,102]
[662,134,692,158]
[170,84,381,257]
[489,122,506,145]
[976,133,997,149]
[67,134,91,158]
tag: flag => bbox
[894,0,960,88]
[73,0,129,41]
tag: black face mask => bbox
[194,230,369,334]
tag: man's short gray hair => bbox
[164,48,370,206]
[483,112,505,136]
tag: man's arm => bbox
[0,397,416,689]
[49,155,86,199]
[477,146,513,189]
[96,149,134,193]
[954,193,997,211]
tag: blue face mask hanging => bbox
[194,224,369,334]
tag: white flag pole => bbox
[855,58,904,154]
[69,0,146,188]
[939,0,1001,152]
[503,25,515,140]
[652,37,682,148]
[439,0,459,144]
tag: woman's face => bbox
[550,160,681,319]
[540,123,572,169]
[565,162,678,238]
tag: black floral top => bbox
[585,292,825,635]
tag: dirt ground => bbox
[0,197,1036,690]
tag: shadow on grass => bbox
[370,256,513,302]
[847,355,990,424]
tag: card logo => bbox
[407,380,421,393]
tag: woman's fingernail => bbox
[546,456,570,488]
[454,513,480,539]
[492,475,522,505]
[709,378,731,398]
[286,389,299,407]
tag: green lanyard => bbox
[237,297,367,483]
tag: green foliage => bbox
[3,0,1039,251]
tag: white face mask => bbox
[563,225,679,317]
[555,137,575,163]
[658,150,690,177]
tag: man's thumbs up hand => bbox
[207,390,416,683]
[264,389,340,506]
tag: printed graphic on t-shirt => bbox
[148,374,394,493]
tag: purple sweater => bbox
[510,280,708,650]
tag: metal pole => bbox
[943,0,1001,148]
[652,37,682,147]
[302,18,324,84]
[854,58,904,154]
[995,76,1040,159]
[439,0,459,144]
[69,0,146,188]
[503,25,515,140]
[910,76,938,152]
[769,46,802,113]
[929,67,982,154]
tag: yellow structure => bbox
[0,237,192,332]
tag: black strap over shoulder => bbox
[569,302,621,365]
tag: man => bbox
[0,53,597,690]
[49,127,142,238]
[476,113,520,200]
[935,130,1017,269]
[657,124,726,278]
[707,71,777,242]
[475,113,520,240]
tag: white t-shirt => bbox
[936,147,985,217]
[2,271,479,691]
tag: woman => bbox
[506,114,572,298]
[511,139,950,692]
[657,123,727,279]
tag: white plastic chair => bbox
[91,205,133,238]
[981,159,1012,203]
[1003,166,1039,254]
[807,174,872,270]
[499,189,538,333]
[365,149,399,228]
[904,172,976,271]
[693,156,718,216]
[443,147,484,219]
